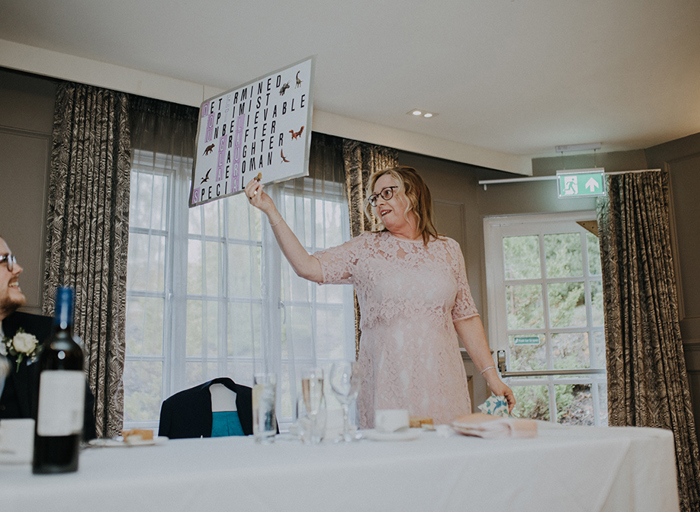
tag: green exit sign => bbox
[557,169,606,198]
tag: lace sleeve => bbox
[449,239,479,322]
[311,234,365,285]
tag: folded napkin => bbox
[478,395,510,417]
[451,413,537,439]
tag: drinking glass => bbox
[295,393,326,444]
[301,367,324,444]
[329,362,361,442]
[252,373,277,444]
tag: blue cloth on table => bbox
[211,411,245,437]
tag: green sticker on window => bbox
[514,336,541,345]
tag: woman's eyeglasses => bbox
[368,186,398,207]
[0,254,17,272]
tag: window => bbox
[484,212,607,426]
[123,149,354,430]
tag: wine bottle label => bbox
[37,371,86,437]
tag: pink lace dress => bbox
[313,231,478,428]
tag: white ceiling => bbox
[1,0,700,161]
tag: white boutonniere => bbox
[1,328,41,372]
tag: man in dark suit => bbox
[0,236,96,440]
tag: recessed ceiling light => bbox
[408,109,437,118]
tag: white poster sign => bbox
[189,57,314,207]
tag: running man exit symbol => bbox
[563,176,578,195]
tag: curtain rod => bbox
[478,169,662,190]
[604,168,662,175]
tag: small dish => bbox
[361,428,421,442]
[88,436,168,448]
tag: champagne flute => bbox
[301,367,324,444]
[329,362,361,442]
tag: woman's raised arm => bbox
[244,179,323,283]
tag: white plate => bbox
[362,428,421,442]
[88,436,168,448]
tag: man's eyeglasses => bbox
[368,186,399,207]
[0,254,17,272]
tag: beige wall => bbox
[0,69,57,315]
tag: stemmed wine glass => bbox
[329,362,361,442]
[301,367,324,444]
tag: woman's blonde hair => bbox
[364,166,440,245]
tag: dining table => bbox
[0,422,680,512]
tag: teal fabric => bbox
[211,411,245,437]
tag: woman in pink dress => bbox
[245,166,514,428]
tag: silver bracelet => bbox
[268,216,283,228]
[480,366,497,376]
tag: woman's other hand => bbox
[485,377,516,414]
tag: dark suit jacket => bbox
[0,311,96,440]
[158,377,253,439]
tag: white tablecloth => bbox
[0,423,679,512]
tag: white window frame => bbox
[484,211,607,425]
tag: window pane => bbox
[597,382,609,426]
[503,236,540,280]
[506,284,544,329]
[587,232,601,275]
[202,200,223,237]
[315,307,346,360]
[123,361,163,422]
[227,193,261,241]
[509,335,547,372]
[512,385,550,421]
[286,268,312,303]
[317,281,344,304]
[545,233,583,278]
[556,383,594,426]
[227,361,255,387]
[547,282,586,328]
[551,332,590,370]
[188,239,222,297]
[187,239,203,295]
[127,233,166,293]
[228,244,261,299]
[316,198,345,248]
[185,362,219,389]
[204,241,222,296]
[129,172,168,231]
[590,280,604,326]
[284,306,313,360]
[186,299,218,358]
[227,302,261,358]
[125,297,164,356]
[593,331,606,369]
[189,203,202,235]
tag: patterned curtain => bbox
[43,82,131,438]
[342,139,399,357]
[597,169,700,512]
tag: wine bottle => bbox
[32,287,85,474]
